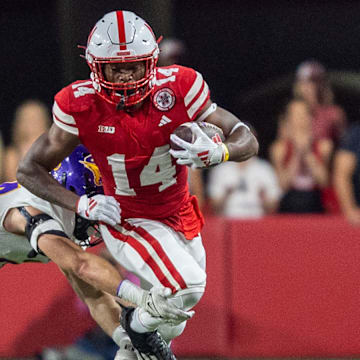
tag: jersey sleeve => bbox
[53,80,95,136]
[53,85,80,136]
[177,66,211,121]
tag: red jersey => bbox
[53,65,209,238]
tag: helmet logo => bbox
[80,155,102,186]
[53,162,61,171]
[153,88,175,111]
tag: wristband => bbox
[222,143,229,162]
[116,280,124,297]
[116,279,145,306]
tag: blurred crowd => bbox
[191,59,360,225]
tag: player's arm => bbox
[17,124,80,212]
[170,100,258,168]
[4,205,122,295]
[38,233,123,295]
[17,125,121,226]
[199,101,259,162]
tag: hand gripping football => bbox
[170,121,225,150]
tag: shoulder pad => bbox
[156,65,210,121]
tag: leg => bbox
[62,269,138,359]
[38,233,123,296]
[61,268,121,337]
[101,220,206,340]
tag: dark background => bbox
[2,0,360,157]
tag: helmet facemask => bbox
[88,54,157,108]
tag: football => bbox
[170,121,225,150]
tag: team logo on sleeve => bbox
[153,88,175,111]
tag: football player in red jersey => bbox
[17,10,258,360]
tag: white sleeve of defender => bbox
[30,219,66,252]
[52,101,79,135]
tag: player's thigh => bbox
[100,219,206,292]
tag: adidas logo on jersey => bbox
[158,115,172,127]
[98,125,115,134]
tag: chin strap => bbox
[116,98,126,110]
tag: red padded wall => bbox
[0,262,95,357]
[228,215,360,358]
[3,215,360,357]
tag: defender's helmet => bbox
[85,10,159,107]
[51,145,103,197]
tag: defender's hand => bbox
[76,194,121,226]
[142,287,195,324]
[169,123,228,168]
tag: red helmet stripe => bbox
[116,11,127,50]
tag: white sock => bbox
[130,307,163,333]
[112,325,128,347]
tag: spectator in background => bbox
[4,99,51,181]
[158,37,187,67]
[269,99,333,213]
[208,126,281,218]
[291,60,347,212]
[333,123,360,225]
[294,59,347,145]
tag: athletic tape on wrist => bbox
[116,280,124,297]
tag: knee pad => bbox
[171,286,205,311]
[157,286,206,343]
[157,321,187,343]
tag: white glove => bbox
[169,123,228,168]
[117,280,194,324]
[76,194,121,226]
[143,286,195,324]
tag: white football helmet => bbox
[85,10,159,107]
